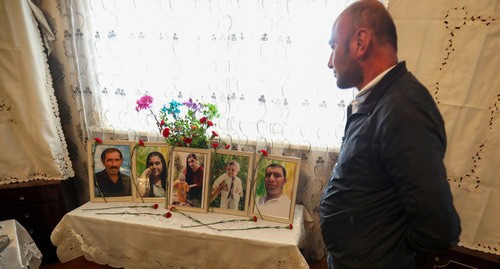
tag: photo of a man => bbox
[94,147,132,197]
[255,163,292,218]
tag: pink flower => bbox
[152,203,158,209]
[94,137,103,143]
[135,95,154,111]
[260,149,269,157]
[162,128,170,138]
[225,144,231,150]
[212,143,219,149]
[138,140,145,147]
[199,117,207,124]
[165,212,172,218]
[207,120,213,127]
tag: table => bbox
[0,219,42,269]
[51,202,308,269]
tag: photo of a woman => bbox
[132,143,170,202]
[168,148,210,212]
[184,153,204,207]
[139,151,167,197]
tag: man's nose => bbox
[328,52,334,69]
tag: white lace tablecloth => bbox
[51,202,308,269]
[0,219,42,269]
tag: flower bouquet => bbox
[135,95,220,149]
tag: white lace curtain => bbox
[69,0,354,150]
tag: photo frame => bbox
[87,140,134,202]
[208,149,254,216]
[167,147,211,213]
[131,142,171,203]
[250,154,301,223]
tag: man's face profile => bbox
[102,151,123,176]
[264,166,287,198]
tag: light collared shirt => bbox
[256,194,291,218]
[351,64,397,113]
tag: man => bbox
[94,147,132,197]
[319,1,461,268]
[256,163,291,218]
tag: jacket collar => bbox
[355,61,408,114]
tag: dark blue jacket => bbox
[320,62,461,269]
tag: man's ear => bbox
[355,28,370,58]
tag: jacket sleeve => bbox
[379,88,461,253]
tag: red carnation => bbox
[183,137,193,144]
[94,137,103,143]
[165,212,172,218]
[160,120,165,127]
[253,216,257,222]
[199,117,207,124]
[225,144,231,150]
[260,149,269,157]
[207,120,213,126]
[212,143,219,149]
[162,128,170,138]
[211,131,218,137]
[152,203,158,209]
[289,224,293,229]
[138,140,145,147]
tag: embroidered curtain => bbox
[0,0,73,184]
[390,0,499,254]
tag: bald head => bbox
[340,0,397,51]
[328,0,398,90]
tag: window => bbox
[74,0,355,150]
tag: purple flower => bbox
[135,95,154,111]
[183,98,202,111]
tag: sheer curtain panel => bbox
[68,0,354,150]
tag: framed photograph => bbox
[208,149,254,216]
[87,140,134,202]
[131,142,170,203]
[250,154,301,223]
[167,147,211,213]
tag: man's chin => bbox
[106,169,120,175]
[266,189,280,196]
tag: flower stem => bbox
[82,205,153,211]
[215,225,290,232]
[181,218,248,228]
